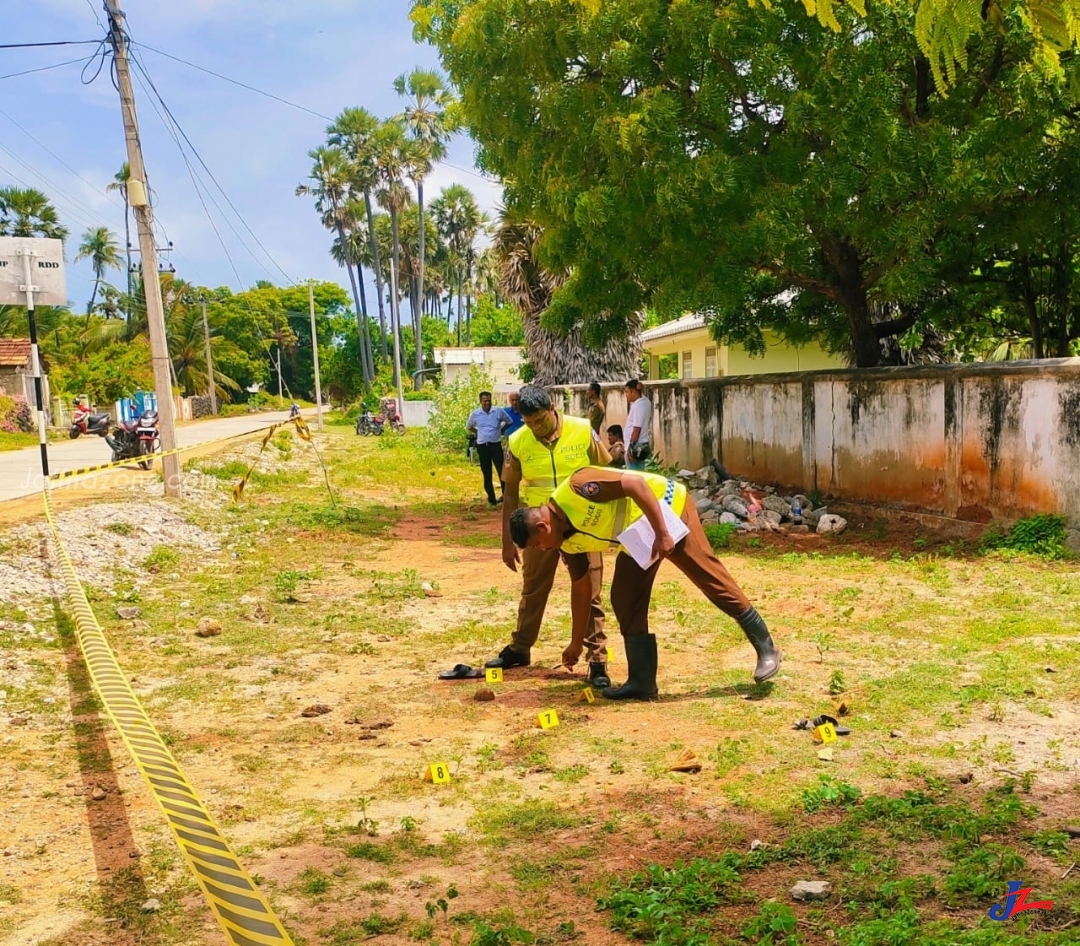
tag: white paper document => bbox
[616,502,690,569]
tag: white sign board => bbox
[0,237,67,307]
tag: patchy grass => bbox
[7,429,1080,946]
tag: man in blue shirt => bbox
[504,391,524,436]
[466,391,511,506]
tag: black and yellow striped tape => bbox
[42,488,297,946]
[231,417,312,503]
[49,418,310,483]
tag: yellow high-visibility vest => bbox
[553,470,687,555]
[510,414,595,507]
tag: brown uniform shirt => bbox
[587,401,605,434]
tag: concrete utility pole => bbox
[308,283,323,430]
[105,0,181,497]
[201,299,217,415]
[275,346,284,409]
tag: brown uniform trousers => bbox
[611,502,751,637]
[510,547,607,661]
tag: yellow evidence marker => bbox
[485,667,504,684]
[814,722,838,744]
[425,762,452,783]
[538,709,560,730]
[580,687,596,704]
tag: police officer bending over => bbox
[508,467,781,700]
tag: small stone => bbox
[791,880,831,902]
[474,687,496,702]
[300,704,332,718]
[958,772,974,784]
[816,514,848,535]
[750,839,764,851]
[889,730,903,739]
[1062,826,1080,838]
[91,787,107,801]
[788,525,811,534]
[140,898,161,913]
[677,469,697,480]
[764,510,782,527]
[421,582,442,598]
[719,512,739,526]
[1045,666,1057,673]
[179,600,191,610]
[195,617,222,638]
[722,495,750,519]
[116,606,142,620]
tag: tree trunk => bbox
[389,208,404,396]
[355,263,376,376]
[363,190,390,360]
[1020,259,1044,359]
[415,179,426,386]
[456,269,464,346]
[336,221,372,390]
[446,291,453,329]
[465,261,473,346]
[410,273,423,389]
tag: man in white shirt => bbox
[624,379,653,471]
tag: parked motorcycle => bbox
[379,397,406,435]
[105,408,160,470]
[289,402,301,419]
[70,403,111,439]
[355,410,384,436]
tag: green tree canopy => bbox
[413,0,1076,366]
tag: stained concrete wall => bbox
[561,359,1080,524]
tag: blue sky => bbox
[1,0,501,312]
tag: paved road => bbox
[0,409,320,504]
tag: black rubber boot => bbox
[484,645,530,669]
[736,607,781,683]
[587,662,611,690]
[602,634,658,700]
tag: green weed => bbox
[980,514,1069,558]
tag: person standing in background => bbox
[586,382,605,435]
[504,390,524,437]
[624,379,653,471]
[466,391,511,506]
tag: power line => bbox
[0,141,105,232]
[0,40,100,49]
[84,0,106,31]
[134,43,333,122]
[0,56,90,82]
[0,105,126,213]
[129,51,297,285]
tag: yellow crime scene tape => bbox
[48,420,294,482]
[40,431,306,944]
[232,416,313,504]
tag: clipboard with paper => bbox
[616,501,690,569]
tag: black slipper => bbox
[812,714,851,736]
[438,664,484,680]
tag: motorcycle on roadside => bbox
[69,399,111,439]
[105,407,161,470]
[355,409,384,436]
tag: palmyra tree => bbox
[494,212,642,385]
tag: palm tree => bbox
[431,184,483,344]
[494,210,643,384]
[105,163,133,313]
[373,118,421,400]
[74,226,122,318]
[165,295,243,400]
[327,107,390,361]
[0,187,69,241]
[394,69,455,386]
[296,146,374,389]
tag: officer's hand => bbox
[652,530,675,561]
[502,541,520,572]
[561,642,582,669]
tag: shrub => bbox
[979,514,1069,558]
[703,522,737,550]
[420,363,496,454]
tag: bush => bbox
[979,514,1069,559]
[0,394,32,434]
[702,522,737,550]
[419,364,496,454]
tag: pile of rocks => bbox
[675,463,848,535]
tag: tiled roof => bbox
[0,338,32,367]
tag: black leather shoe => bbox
[484,646,530,669]
[587,662,611,689]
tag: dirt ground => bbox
[2,438,1078,946]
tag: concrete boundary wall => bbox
[561,359,1080,525]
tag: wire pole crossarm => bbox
[104,0,181,496]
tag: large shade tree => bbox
[413,0,1068,367]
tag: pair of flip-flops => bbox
[794,714,852,735]
[438,664,485,680]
